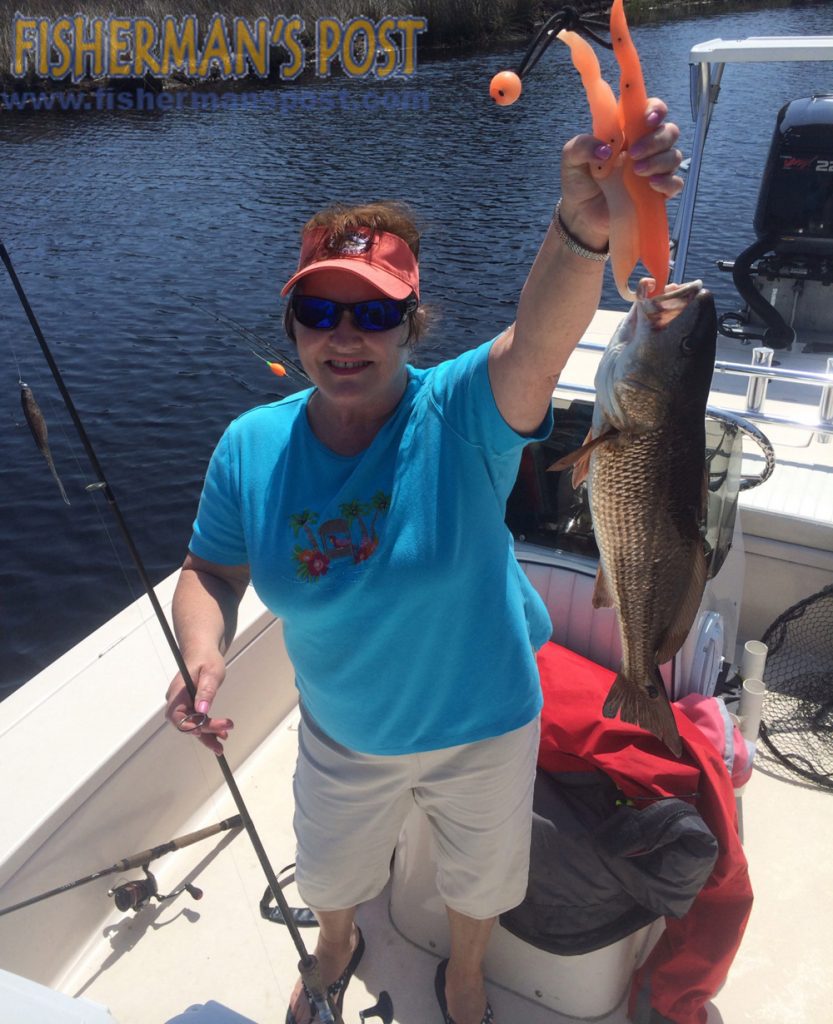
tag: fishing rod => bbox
[0,816,242,918]
[0,239,385,1024]
[175,290,311,383]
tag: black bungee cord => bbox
[0,237,380,1024]
[489,6,613,107]
[516,6,612,80]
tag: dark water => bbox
[1,3,830,697]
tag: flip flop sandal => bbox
[434,959,495,1024]
[285,927,366,1023]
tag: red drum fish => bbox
[20,382,71,505]
[551,281,717,755]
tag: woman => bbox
[166,102,683,1024]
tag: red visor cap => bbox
[280,226,419,302]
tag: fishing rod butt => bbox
[298,953,342,1023]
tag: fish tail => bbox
[602,672,641,722]
[602,667,683,757]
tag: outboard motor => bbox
[719,94,833,351]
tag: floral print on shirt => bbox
[289,491,390,581]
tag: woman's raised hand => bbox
[559,99,684,252]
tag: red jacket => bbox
[536,642,753,1024]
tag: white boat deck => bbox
[51,703,833,1024]
[3,566,831,1024]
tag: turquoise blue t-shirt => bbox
[189,339,553,755]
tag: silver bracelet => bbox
[553,199,609,263]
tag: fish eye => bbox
[680,334,696,355]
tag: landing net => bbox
[759,583,833,790]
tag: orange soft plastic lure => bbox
[610,0,669,295]
[559,0,669,298]
[556,30,623,177]
[557,29,639,302]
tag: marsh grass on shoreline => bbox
[0,0,809,91]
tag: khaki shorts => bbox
[292,708,540,919]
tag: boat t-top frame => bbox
[670,35,833,283]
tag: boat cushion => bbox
[503,641,753,1024]
[500,642,720,955]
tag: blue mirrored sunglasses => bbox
[291,294,417,332]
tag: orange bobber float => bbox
[489,70,522,106]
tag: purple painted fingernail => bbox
[646,108,663,126]
[593,143,613,160]
[196,700,210,714]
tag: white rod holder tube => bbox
[741,640,768,682]
[739,678,767,743]
[817,356,833,445]
[746,348,774,413]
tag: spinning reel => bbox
[108,865,203,913]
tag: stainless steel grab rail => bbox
[577,340,833,386]
[570,341,833,440]
[554,381,833,439]
[713,360,833,387]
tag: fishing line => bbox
[12,340,145,613]
[5,325,25,383]
[175,290,310,384]
[0,237,345,1024]
[46,383,144,605]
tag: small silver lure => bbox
[19,380,70,505]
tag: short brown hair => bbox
[284,201,428,347]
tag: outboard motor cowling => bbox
[720,95,833,351]
[755,94,833,253]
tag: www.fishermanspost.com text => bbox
[0,86,432,115]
